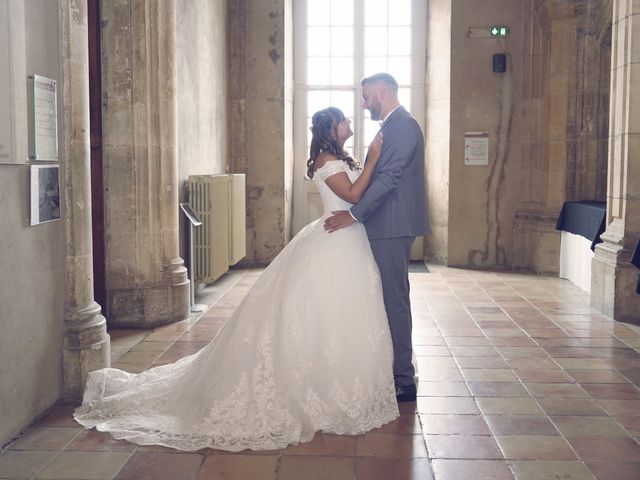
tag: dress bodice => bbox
[312,160,360,215]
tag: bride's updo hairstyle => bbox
[307,107,358,178]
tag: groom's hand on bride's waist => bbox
[324,210,356,233]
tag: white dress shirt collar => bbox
[381,105,401,125]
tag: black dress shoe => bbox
[395,383,417,402]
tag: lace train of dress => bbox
[74,160,399,451]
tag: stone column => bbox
[156,0,189,319]
[60,0,110,401]
[591,0,640,324]
[425,0,451,264]
[102,0,189,327]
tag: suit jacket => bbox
[350,106,431,240]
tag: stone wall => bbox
[175,0,229,278]
[426,0,525,268]
[448,0,525,268]
[228,0,293,265]
[0,0,65,447]
[513,0,612,273]
[176,0,228,183]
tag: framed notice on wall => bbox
[464,132,489,166]
[30,74,58,161]
[30,164,61,225]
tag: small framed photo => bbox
[30,164,61,225]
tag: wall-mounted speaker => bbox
[492,53,507,73]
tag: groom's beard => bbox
[368,103,381,121]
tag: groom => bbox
[324,72,430,402]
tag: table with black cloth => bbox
[555,201,607,250]
[632,237,640,294]
[555,201,606,292]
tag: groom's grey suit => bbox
[350,106,430,388]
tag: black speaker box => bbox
[493,53,507,73]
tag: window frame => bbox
[292,0,427,233]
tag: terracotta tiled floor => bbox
[2,265,640,479]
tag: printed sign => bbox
[464,132,489,166]
[32,74,58,161]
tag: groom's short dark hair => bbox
[361,73,399,92]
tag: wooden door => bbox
[88,0,106,310]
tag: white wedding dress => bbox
[74,160,399,452]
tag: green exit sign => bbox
[490,26,510,37]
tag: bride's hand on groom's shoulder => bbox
[324,210,355,233]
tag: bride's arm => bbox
[324,133,383,203]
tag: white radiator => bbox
[228,174,247,265]
[188,174,246,284]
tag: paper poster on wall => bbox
[31,74,58,161]
[30,164,61,225]
[464,132,489,166]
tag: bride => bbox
[74,106,399,452]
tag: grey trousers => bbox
[369,237,415,387]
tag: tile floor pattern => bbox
[1,265,640,479]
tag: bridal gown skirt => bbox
[74,218,399,452]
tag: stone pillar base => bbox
[591,239,640,325]
[513,209,561,274]
[62,303,110,402]
[108,270,190,328]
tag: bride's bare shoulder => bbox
[313,152,339,172]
